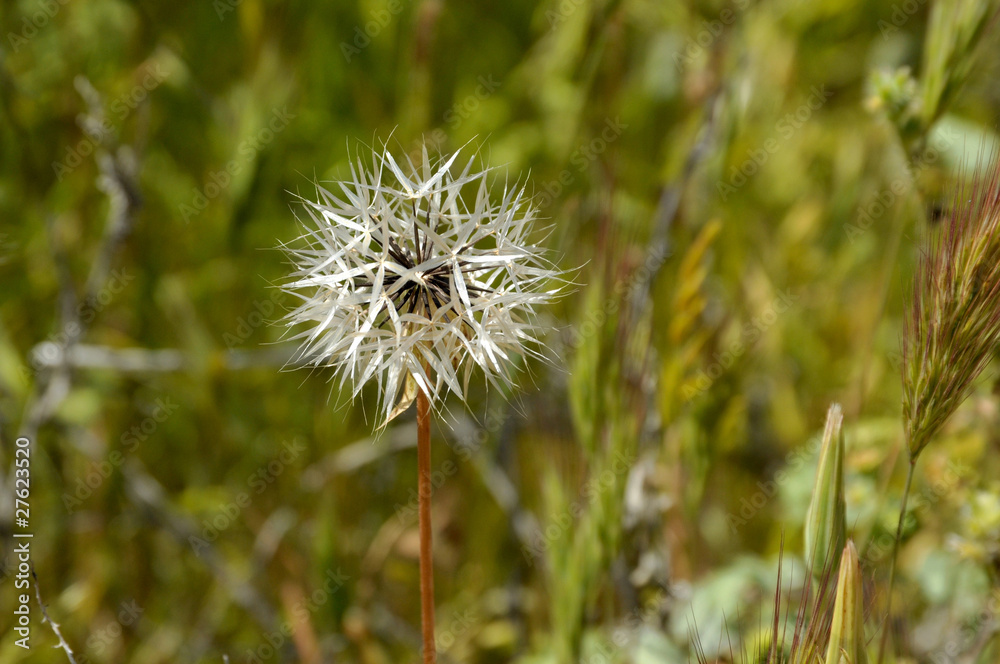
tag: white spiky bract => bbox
[281,142,562,424]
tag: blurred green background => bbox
[2,0,1000,662]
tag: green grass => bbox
[2,0,1000,662]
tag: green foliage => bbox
[3,0,1000,662]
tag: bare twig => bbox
[7,72,284,661]
[29,342,297,373]
[121,459,281,633]
[32,568,79,664]
[17,76,144,443]
[469,448,542,552]
[300,424,417,490]
[624,89,723,337]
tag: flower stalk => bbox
[417,384,435,664]
[279,141,564,661]
[884,149,1000,662]
[877,458,915,664]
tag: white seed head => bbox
[280,141,564,425]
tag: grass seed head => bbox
[902,150,1000,457]
[824,541,868,664]
[804,403,847,581]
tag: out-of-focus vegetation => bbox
[2,0,1000,662]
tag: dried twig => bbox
[624,89,723,337]
[9,74,284,656]
[32,568,79,664]
[29,342,296,373]
[121,459,281,633]
[17,76,143,443]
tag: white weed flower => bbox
[280,142,563,424]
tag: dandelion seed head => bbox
[279,141,565,424]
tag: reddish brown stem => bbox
[417,389,436,664]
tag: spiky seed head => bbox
[279,141,564,425]
[804,403,847,580]
[825,540,868,664]
[902,150,1000,458]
